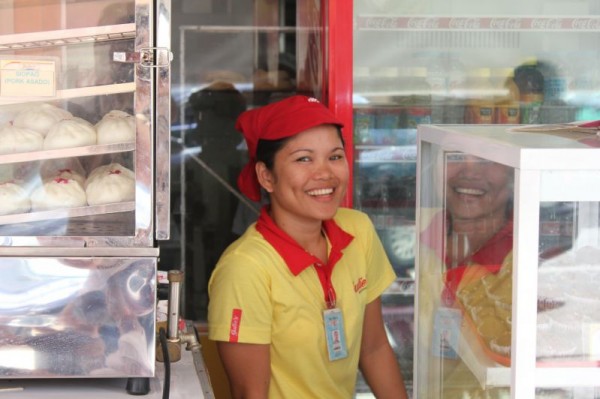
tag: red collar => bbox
[421,210,513,267]
[255,206,354,276]
[450,219,514,267]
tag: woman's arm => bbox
[359,297,408,399]
[217,341,271,399]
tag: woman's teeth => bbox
[455,187,485,195]
[308,188,334,196]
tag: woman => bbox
[416,153,514,398]
[442,154,514,300]
[208,95,407,398]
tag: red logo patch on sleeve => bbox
[229,309,242,342]
[354,277,368,293]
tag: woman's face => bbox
[445,154,513,222]
[257,124,348,226]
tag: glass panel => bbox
[173,0,324,319]
[416,143,515,397]
[538,201,600,365]
[0,1,134,34]
[0,0,138,240]
[355,1,600,397]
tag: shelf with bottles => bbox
[353,105,421,148]
[354,58,588,128]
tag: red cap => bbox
[235,95,344,201]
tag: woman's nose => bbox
[457,158,485,178]
[314,161,334,179]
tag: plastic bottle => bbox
[375,107,402,144]
[426,57,447,124]
[353,107,376,145]
[444,57,468,124]
[464,67,495,124]
[514,60,544,124]
[494,68,520,124]
[390,67,410,130]
[405,67,432,129]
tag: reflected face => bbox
[445,154,513,222]
[257,125,348,226]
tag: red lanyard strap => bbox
[314,261,337,309]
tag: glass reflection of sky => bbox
[0,259,90,315]
[0,347,36,371]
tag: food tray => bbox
[0,142,135,165]
[0,201,135,226]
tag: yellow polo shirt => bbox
[208,207,396,398]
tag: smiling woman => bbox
[444,154,514,269]
[255,125,348,235]
[207,95,408,399]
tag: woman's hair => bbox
[255,126,344,170]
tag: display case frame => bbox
[415,124,600,398]
[0,0,171,249]
[0,0,171,382]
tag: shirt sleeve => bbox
[207,250,273,344]
[360,212,398,303]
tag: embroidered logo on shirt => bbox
[229,309,242,342]
[354,277,368,294]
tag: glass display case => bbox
[352,2,600,395]
[415,124,600,398]
[0,0,171,381]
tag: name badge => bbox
[323,308,348,361]
[432,307,462,359]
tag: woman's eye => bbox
[296,156,311,162]
[331,154,344,161]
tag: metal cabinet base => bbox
[0,257,156,378]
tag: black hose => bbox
[159,327,170,399]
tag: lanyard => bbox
[314,261,337,309]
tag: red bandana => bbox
[235,95,343,201]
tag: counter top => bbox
[0,342,214,399]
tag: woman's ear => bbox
[256,162,274,193]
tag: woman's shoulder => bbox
[218,226,280,268]
[334,207,374,230]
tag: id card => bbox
[323,308,348,361]
[432,307,462,359]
